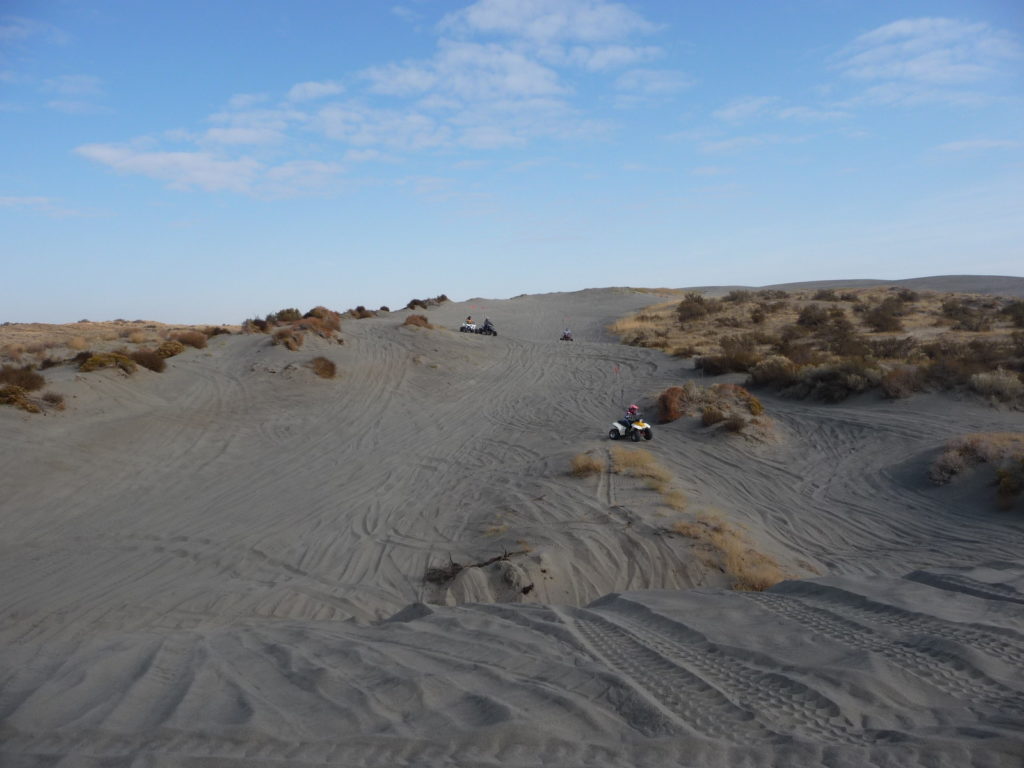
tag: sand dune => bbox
[2,287,1023,766]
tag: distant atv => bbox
[609,419,653,442]
[560,331,574,341]
[459,322,476,333]
[476,319,497,336]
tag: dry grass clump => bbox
[702,405,726,426]
[79,353,137,374]
[0,385,41,413]
[671,512,784,591]
[405,294,449,311]
[880,366,923,399]
[273,328,305,351]
[156,340,186,358]
[610,446,672,486]
[403,314,433,329]
[570,452,604,477]
[42,391,65,410]
[67,336,89,351]
[311,356,336,379]
[970,369,1024,401]
[348,305,376,319]
[171,330,207,349]
[126,330,149,344]
[0,365,45,392]
[202,326,232,338]
[130,349,166,373]
[931,432,1024,508]
[1,343,25,361]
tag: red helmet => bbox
[628,404,639,414]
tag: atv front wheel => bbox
[630,429,641,442]
[643,428,653,441]
[608,429,620,440]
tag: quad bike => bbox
[477,320,497,336]
[609,419,653,442]
[560,331,574,341]
[459,323,477,333]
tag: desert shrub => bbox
[610,446,672,485]
[403,314,433,329]
[243,318,269,333]
[813,289,838,301]
[863,297,905,332]
[953,311,993,332]
[40,358,65,370]
[970,369,1024,401]
[869,336,918,360]
[349,305,375,319]
[723,414,747,433]
[304,305,342,329]
[819,315,869,357]
[748,355,801,388]
[570,452,604,477]
[796,304,829,328]
[405,295,449,311]
[42,391,65,409]
[997,467,1023,509]
[657,386,687,423]
[750,307,766,325]
[697,334,761,375]
[270,308,303,323]
[757,290,789,300]
[156,340,186,358]
[311,356,336,379]
[294,315,339,338]
[897,288,920,302]
[0,385,40,413]
[0,365,45,392]
[702,405,725,426]
[839,292,859,302]
[715,315,748,329]
[880,366,922,399]
[67,336,88,351]
[1002,301,1024,328]
[724,290,753,303]
[172,330,207,349]
[130,349,166,372]
[202,326,231,338]
[126,330,148,344]
[273,328,304,350]
[79,353,137,374]
[676,292,709,323]
[379,305,390,313]
[786,359,881,402]
[406,299,428,310]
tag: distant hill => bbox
[685,275,1024,298]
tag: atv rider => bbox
[619,404,642,432]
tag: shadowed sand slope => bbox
[1,287,1023,766]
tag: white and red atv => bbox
[609,419,653,442]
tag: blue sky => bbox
[2,0,1022,323]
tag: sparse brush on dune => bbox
[171,330,207,349]
[311,356,336,379]
[273,328,304,351]
[403,314,433,329]
[156,340,186,358]
[0,384,41,413]
[130,349,166,373]
[79,353,137,374]
[610,446,672,485]
[672,512,784,591]
[42,391,65,410]
[931,432,1024,508]
[570,452,604,477]
[0,365,45,392]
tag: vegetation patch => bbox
[171,330,207,349]
[930,432,1024,508]
[403,314,433,329]
[0,385,41,413]
[130,349,166,372]
[405,294,449,311]
[79,353,137,374]
[273,328,305,351]
[311,356,336,379]
[671,512,785,591]
[570,452,604,477]
[0,365,45,392]
[156,340,186,358]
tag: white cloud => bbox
[287,80,344,102]
[76,144,262,193]
[0,195,81,216]
[227,93,268,109]
[203,107,305,145]
[441,0,657,43]
[44,74,102,96]
[262,161,344,197]
[776,106,850,121]
[700,134,808,154]
[559,43,661,71]
[317,103,452,150]
[615,68,692,95]
[713,96,777,122]
[0,16,67,44]
[936,139,1022,152]
[836,18,1020,84]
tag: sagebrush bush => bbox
[311,356,336,379]
[570,452,603,477]
[863,297,905,332]
[350,305,375,319]
[880,366,922,399]
[273,328,304,350]
[0,384,40,413]
[156,340,186,358]
[403,314,432,329]
[657,386,687,423]
[79,353,137,374]
[304,306,342,331]
[723,414,747,433]
[202,326,231,338]
[748,355,800,388]
[0,365,45,392]
[797,304,829,328]
[42,391,65,409]
[702,405,725,426]
[130,349,166,372]
[970,369,1024,401]
[171,330,207,349]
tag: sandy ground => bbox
[2,287,1023,766]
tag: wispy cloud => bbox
[287,80,344,102]
[832,17,1021,106]
[935,139,1022,152]
[440,0,657,43]
[76,144,263,193]
[713,96,777,122]
[44,74,102,96]
[0,15,67,45]
[700,134,809,154]
[0,195,82,217]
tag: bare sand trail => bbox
[1,287,1023,766]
